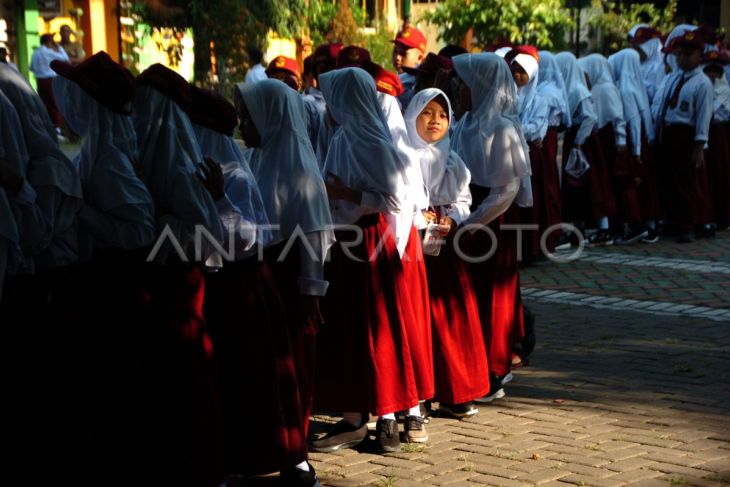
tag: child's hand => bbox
[437,216,455,236]
[198,157,225,201]
[325,172,360,204]
[533,138,543,149]
[691,146,705,169]
[422,210,438,224]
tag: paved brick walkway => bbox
[298,233,730,487]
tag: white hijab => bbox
[609,48,654,140]
[0,63,82,200]
[555,52,593,122]
[450,53,531,189]
[234,79,334,253]
[514,53,541,128]
[629,24,666,98]
[538,51,572,127]
[133,84,224,258]
[578,54,625,130]
[665,24,698,73]
[710,74,730,118]
[193,123,272,247]
[404,88,471,209]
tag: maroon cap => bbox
[504,45,540,64]
[363,61,404,97]
[189,87,238,136]
[136,63,193,113]
[51,51,135,114]
[313,43,343,67]
[265,55,301,78]
[484,38,514,53]
[337,45,371,68]
[402,52,454,76]
[629,27,663,46]
[669,29,708,51]
[702,49,730,66]
[392,26,427,54]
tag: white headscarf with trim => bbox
[609,48,654,140]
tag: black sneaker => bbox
[309,419,367,453]
[280,462,322,487]
[439,402,478,419]
[474,374,506,403]
[615,225,648,246]
[375,418,400,453]
[554,232,573,251]
[586,229,614,246]
[640,228,659,244]
[404,415,429,443]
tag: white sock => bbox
[598,217,609,230]
[342,412,363,427]
[295,461,310,472]
[381,412,396,420]
[408,405,422,417]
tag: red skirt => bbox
[520,129,562,258]
[142,263,225,487]
[637,139,663,221]
[426,233,490,404]
[562,125,618,223]
[465,186,524,377]
[315,213,419,416]
[707,123,730,225]
[265,242,318,438]
[395,225,434,401]
[658,125,713,231]
[597,124,642,224]
[204,258,307,475]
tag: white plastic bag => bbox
[565,147,590,179]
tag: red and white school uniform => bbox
[404,88,490,404]
[705,66,730,227]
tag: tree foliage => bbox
[588,0,678,54]
[421,0,573,51]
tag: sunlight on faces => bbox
[392,44,424,72]
[416,98,450,143]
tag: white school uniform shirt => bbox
[318,67,409,236]
[709,75,730,123]
[30,45,69,79]
[537,51,572,128]
[579,54,627,147]
[53,76,155,260]
[404,88,472,225]
[609,49,655,155]
[193,124,272,261]
[652,65,714,143]
[244,64,267,83]
[556,52,597,146]
[0,63,82,269]
[235,79,334,296]
[450,53,532,227]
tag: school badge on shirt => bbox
[679,100,690,112]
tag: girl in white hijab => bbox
[556,52,615,245]
[628,24,666,101]
[703,55,730,229]
[404,88,490,419]
[536,51,571,253]
[0,62,82,271]
[610,48,661,242]
[450,53,530,403]
[309,67,422,455]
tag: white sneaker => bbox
[474,388,505,403]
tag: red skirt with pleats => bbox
[395,225,434,401]
[707,123,730,225]
[465,186,524,377]
[315,213,419,416]
[637,139,663,221]
[426,232,490,404]
[597,124,642,224]
[562,125,617,223]
[204,257,307,476]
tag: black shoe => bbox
[640,228,660,244]
[474,374,506,403]
[309,419,367,453]
[280,462,322,487]
[554,232,573,251]
[615,224,648,245]
[696,225,716,239]
[404,415,429,443]
[439,402,478,419]
[375,418,400,453]
[586,229,614,246]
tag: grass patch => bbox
[551,462,565,470]
[664,338,679,345]
[401,443,427,453]
[666,476,688,486]
[584,443,604,452]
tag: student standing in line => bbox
[450,53,532,403]
[404,88,490,419]
[628,25,666,102]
